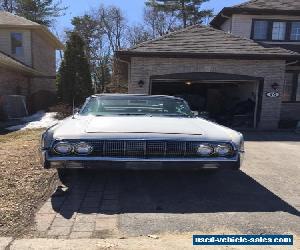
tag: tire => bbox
[57,168,73,186]
[233,156,241,171]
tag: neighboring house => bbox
[0,11,63,118]
[116,0,300,130]
[211,0,300,125]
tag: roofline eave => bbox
[116,50,300,61]
[211,8,300,28]
[0,60,45,76]
[0,24,64,49]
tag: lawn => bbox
[0,129,58,236]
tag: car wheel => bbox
[233,157,241,171]
[57,168,75,186]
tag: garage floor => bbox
[30,132,300,240]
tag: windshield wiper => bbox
[162,114,191,117]
[117,113,147,116]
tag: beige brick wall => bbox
[128,57,286,129]
[0,67,30,96]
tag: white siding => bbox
[220,18,232,33]
[0,28,32,66]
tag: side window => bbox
[253,20,268,40]
[272,22,286,40]
[11,32,24,56]
[290,22,300,41]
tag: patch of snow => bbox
[6,111,59,131]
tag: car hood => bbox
[86,116,203,135]
[51,115,241,143]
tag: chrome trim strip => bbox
[46,154,239,162]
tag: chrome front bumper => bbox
[41,151,242,170]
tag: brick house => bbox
[116,0,300,130]
[211,0,300,128]
[0,11,63,118]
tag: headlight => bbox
[215,144,232,156]
[74,142,93,155]
[197,144,214,156]
[53,142,73,155]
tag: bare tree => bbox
[98,5,127,52]
[144,5,179,38]
[126,24,152,47]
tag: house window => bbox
[253,20,268,40]
[290,22,300,41]
[272,22,286,40]
[11,32,24,56]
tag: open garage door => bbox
[150,73,264,128]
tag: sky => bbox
[55,0,246,34]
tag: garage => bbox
[150,72,263,128]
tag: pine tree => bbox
[146,0,212,28]
[0,0,15,12]
[15,0,66,26]
[57,32,93,105]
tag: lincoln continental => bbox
[41,94,244,175]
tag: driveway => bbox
[30,132,300,241]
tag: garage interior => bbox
[150,73,263,128]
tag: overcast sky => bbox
[54,0,246,34]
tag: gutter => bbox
[0,60,44,76]
[116,51,300,61]
[221,13,231,19]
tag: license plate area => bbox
[125,162,163,169]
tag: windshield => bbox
[80,96,193,117]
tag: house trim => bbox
[211,7,300,28]
[116,51,300,61]
[0,25,64,49]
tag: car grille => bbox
[51,140,234,158]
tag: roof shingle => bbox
[117,25,299,60]
[0,51,42,75]
[0,11,40,26]
[211,0,300,28]
[233,0,300,11]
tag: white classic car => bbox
[41,94,244,174]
